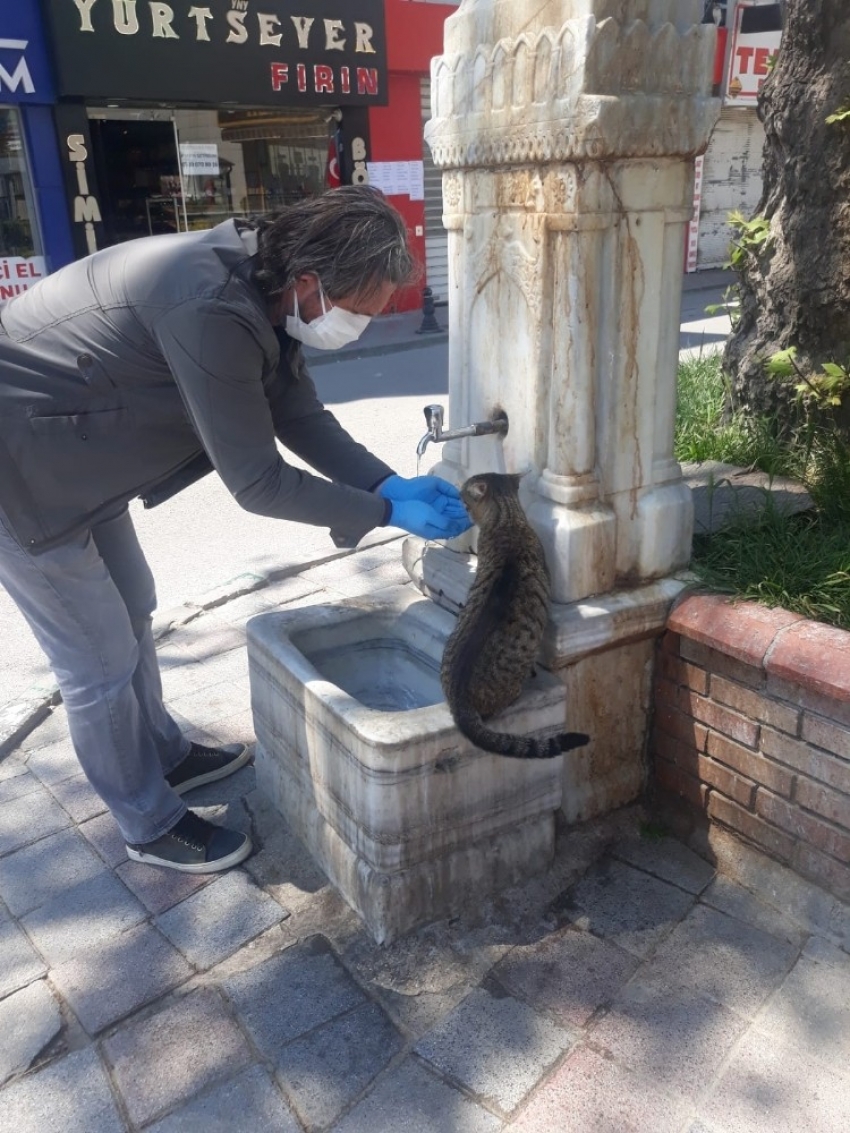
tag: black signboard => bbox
[54,104,107,260]
[41,0,388,107]
[740,3,783,34]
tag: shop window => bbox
[0,108,42,258]
[175,108,330,232]
[86,106,333,245]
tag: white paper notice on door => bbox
[179,143,220,177]
[367,161,425,200]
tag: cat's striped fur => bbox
[440,473,589,759]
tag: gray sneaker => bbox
[165,742,251,795]
[126,811,252,873]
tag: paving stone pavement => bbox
[1,545,850,1131]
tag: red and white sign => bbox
[0,255,46,301]
[726,2,782,106]
[685,155,705,274]
[326,134,341,188]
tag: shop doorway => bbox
[88,118,184,244]
[87,108,332,245]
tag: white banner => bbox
[0,254,46,300]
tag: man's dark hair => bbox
[253,186,418,302]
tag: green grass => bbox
[674,353,794,475]
[676,352,850,629]
[692,506,850,628]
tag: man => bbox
[0,186,470,874]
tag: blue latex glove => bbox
[377,474,468,521]
[388,499,472,541]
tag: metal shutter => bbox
[698,107,766,269]
[421,77,449,305]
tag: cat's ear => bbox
[508,472,525,488]
[466,479,489,501]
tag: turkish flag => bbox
[326,134,341,189]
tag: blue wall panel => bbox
[21,104,74,270]
[1,1,73,269]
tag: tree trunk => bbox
[723,0,850,420]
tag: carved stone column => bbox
[424,0,719,604]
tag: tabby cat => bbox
[440,472,590,759]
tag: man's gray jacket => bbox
[0,220,394,554]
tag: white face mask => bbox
[285,283,372,351]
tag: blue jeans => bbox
[0,505,190,844]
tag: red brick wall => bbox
[651,593,850,904]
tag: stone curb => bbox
[668,592,805,671]
[669,590,850,702]
[766,620,850,702]
[0,686,62,761]
[0,529,403,760]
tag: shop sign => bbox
[54,105,106,260]
[349,135,369,184]
[725,2,782,106]
[337,106,371,187]
[0,40,35,98]
[43,1,388,107]
[66,133,102,256]
[0,256,46,301]
[0,7,56,103]
[179,143,221,176]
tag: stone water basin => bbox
[248,584,568,942]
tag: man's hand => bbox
[377,474,468,521]
[387,498,472,541]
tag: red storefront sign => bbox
[726,2,783,106]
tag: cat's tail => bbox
[454,707,589,760]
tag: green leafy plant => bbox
[727,211,771,269]
[705,284,742,331]
[826,103,850,125]
[765,346,850,411]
